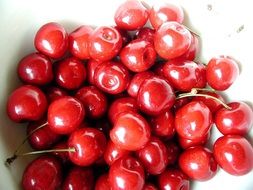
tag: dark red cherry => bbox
[166,141,181,165]
[114,26,132,46]
[34,22,68,59]
[95,173,111,190]
[135,27,155,44]
[46,86,68,103]
[142,183,158,190]
[173,97,191,112]
[52,141,70,164]
[178,131,210,149]
[87,59,102,85]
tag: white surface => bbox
[0,0,252,189]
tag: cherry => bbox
[52,141,70,164]
[95,173,111,190]
[215,102,253,136]
[166,141,181,165]
[178,131,210,149]
[114,0,148,31]
[109,155,145,190]
[137,76,175,116]
[175,101,212,140]
[68,127,106,166]
[135,27,155,43]
[120,39,156,72]
[48,96,85,134]
[69,25,94,60]
[114,26,132,46]
[143,183,158,190]
[55,57,86,90]
[173,97,191,112]
[7,85,48,122]
[206,56,239,90]
[110,111,151,151]
[34,22,68,59]
[89,26,122,61]
[213,135,253,176]
[22,155,62,190]
[87,59,102,85]
[46,86,68,103]
[154,21,192,60]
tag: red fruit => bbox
[213,135,253,176]
[166,141,181,165]
[206,56,239,90]
[34,22,68,59]
[52,141,69,163]
[69,25,94,60]
[110,111,151,151]
[154,22,191,60]
[136,27,155,43]
[87,59,102,85]
[114,26,132,46]
[173,97,191,112]
[46,86,68,103]
[178,131,210,149]
[114,0,148,31]
[7,85,47,122]
[143,183,158,190]
[95,173,111,190]
[48,96,85,134]
[109,156,145,190]
[175,101,212,140]
[22,156,62,190]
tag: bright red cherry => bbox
[109,156,145,190]
[166,141,181,165]
[114,0,149,31]
[120,39,156,72]
[137,76,175,116]
[94,61,130,94]
[213,135,253,176]
[179,146,218,181]
[154,22,191,60]
[175,101,212,140]
[52,141,70,164]
[55,57,86,90]
[69,25,94,60]
[46,86,68,103]
[178,131,210,149]
[95,173,111,190]
[68,127,106,166]
[89,26,122,61]
[206,56,239,90]
[110,111,151,151]
[215,102,253,136]
[87,59,102,85]
[135,27,155,43]
[48,96,85,134]
[7,85,48,122]
[34,22,68,59]
[22,155,62,190]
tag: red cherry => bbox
[7,85,48,122]
[109,156,145,190]
[137,76,175,116]
[206,56,239,90]
[166,141,181,165]
[178,131,210,149]
[114,26,132,46]
[179,146,218,181]
[120,39,156,72]
[87,59,102,85]
[22,155,62,190]
[154,22,191,60]
[95,173,111,190]
[152,61,166,78]
[89,26,122,61]
[135,27,155,43]
[94,61,130,94]
[69,25,94,60]
[114,0,148,31]
[175,101,212,140]
[48,96,85,134]
[110,111,151,151]
[158,169,190,190]
[51,141,70,164]
[142,183,158,190]
[213,135,253,176]
[173,97,191,112]
[34,22,68,59]
[68,127,106,166]
[55,57,86,90]
[46,86,68,103]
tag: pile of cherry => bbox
[5,0,253,190]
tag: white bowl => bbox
[0,0,252,189]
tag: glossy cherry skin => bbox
[175,101,212,140]
[55,57,86,90]
[215,102,253,136]
[75,86,107,118]
[178,131,210,149]
[69,25,94,60]
[87,59,102,85]
[214,135,253,176]
[95,173,111,190]
[206,56,239,90]
[68,127,106,166]
[166,141,181,165]
[149,2,184,30]
[46,86,68,103]
[48,96,85,134]
[136,27,155,43]
[7,85,48,122]
[18,52,53,85]
[62,166,94,190]
[158,169,190,190]
[137,76,175,116]
[52,141,70,164]
[163,60,206,92]
[89,26,122,61]
[179,146,218,181]
[22,155,62,190]
[110,111,151,151]
[94,61,130,94]
[34,22,68,59]
[154,22,191,60]
[137,136,169,175]
[114,0,149,31]
[109,156,145,190]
